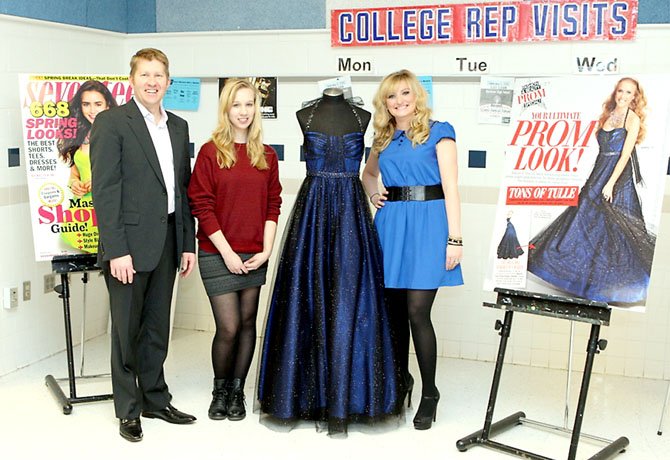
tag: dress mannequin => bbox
[257,88,401,436]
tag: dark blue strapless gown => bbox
[527,127,656,304]
[497,218,524,259]
[257,130,402,435]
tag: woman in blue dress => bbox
[527,77,655,304]
[362,70,464,430]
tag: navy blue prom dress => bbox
[497,218,524,259]
[257,100,401,435]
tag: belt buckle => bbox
[402,188,412,201]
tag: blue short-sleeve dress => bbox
[374,121,464,289]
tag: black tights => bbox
[386,288,439,396]
[209,287,260,380]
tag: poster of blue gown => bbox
[484,75,670,311]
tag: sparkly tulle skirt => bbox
[256,172,403,436]
[527,141,656,304]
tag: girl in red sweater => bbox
[188,79,281,421]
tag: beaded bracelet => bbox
[447,236,463,246]
[369,192,380,204]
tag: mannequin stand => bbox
[456,288,629,460]
[45,254,113,414]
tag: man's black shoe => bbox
[119,418,143,442]
[141,404,196,424]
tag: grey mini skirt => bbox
[198,250,268,296]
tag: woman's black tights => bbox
[209,287,260,380]
[387,288,439,396]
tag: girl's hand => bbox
[222,252,248,275]
[370,190,388,209]
[69,179,88,197]
[602,182,614,203]
[446,244,463,271]
[244,252,270,270]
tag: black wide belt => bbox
[386,185,444,202]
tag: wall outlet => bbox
[3,287,18,309]
[23,281,31,301]
[44,273,56,294]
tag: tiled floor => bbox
[2,329,669,459]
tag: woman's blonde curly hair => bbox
[597,77,647,144]
[371,69,432,156]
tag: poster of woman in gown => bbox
[484,76,670,310]
[497,210,525,260]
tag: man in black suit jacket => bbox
[90,48,196,442]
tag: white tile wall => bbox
[0,16,126,376]
[2,15,670,381]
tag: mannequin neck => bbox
[321,88,345,103]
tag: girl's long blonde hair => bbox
[211,78,267,170]
[597,77,647,144]
[371,69,432,155]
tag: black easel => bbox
[457,288,629,460]
[44,254,113,414]
[658,381,670,435]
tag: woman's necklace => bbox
[608,110,625,127]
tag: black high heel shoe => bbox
[405,373,415,408]
[413,390,440,430]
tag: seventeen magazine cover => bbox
[19,74,133,261]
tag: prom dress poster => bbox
[484,76,670,310]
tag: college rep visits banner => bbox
[484,76,670,310]
[19,75,133,261]
[331,0,638,47]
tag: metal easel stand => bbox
[657,380,670,435]
[44,254,113,415]
[518,321,614,449]
[456,288,629,460]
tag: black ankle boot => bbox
[208,378,229,420]
[227,378,246,421]
[413,389,440,430]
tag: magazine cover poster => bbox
[484,76,670,310]
[218,77,277,119]
[19,75,133,261]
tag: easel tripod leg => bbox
[44,374,72,414]
[456,411,525,451]
[657,380,670,435]
[567,324,600,459]
[45,274,78,414]
[568,325,629,460]
[456,310,516,452]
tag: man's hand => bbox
[110,255,136,284]
[180,252,196,278]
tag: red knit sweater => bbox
[188,141,282,254]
